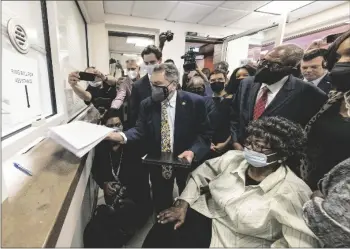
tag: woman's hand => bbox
[157,200,189,230]
[103,181,119,196]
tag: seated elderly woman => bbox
[143,116,319,248]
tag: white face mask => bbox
[88,81,102,87]
[243,147,277,168]
[127,70,138,80]
[146,64,156,76]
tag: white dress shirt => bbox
[120,91,177,151]
[303,71,328,87]
[179,150,319,248]
[256,76,288,107]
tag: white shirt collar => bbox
[262,75,288,94]
[305,71,328,86]
[162,90,177,108]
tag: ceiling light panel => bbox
[199,7,249,26]
[221,1,270,11]
[103,1,133,15]
[228,11,279,29]
[256,1,314,15]
[167,2,214,23]
[288,1,348,22]
[187,1,224,7]
[132,1,178,19]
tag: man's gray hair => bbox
[153,63,179,85]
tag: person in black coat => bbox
[105,63,212,213]
[301,48,332,94]
[230,44,328,151]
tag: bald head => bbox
[266,44,304,67]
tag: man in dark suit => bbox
[301,48,332,94]
[106,63,212,213]
[129,45,163,127]
[231,44,328,150]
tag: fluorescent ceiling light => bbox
[127,36,154,47]
[256,1,314,15]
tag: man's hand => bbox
[103,181,119,196]
[105,132,124,143]
[93,69,107,82]
[68,71,80,86]
[233,142,244,151]
[157,200,189,230]
[210,143,216,151]
[213,142,227,153]
[178,151,194,164]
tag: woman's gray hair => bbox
[153,63,179,85]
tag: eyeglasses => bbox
[244,138,273,153]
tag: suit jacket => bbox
[124,90,212,163]
[129,75,152,127]
[230,75,328,144]
[317,73,332,94]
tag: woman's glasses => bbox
[244,138,273,154]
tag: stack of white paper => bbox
[48,121,114,158]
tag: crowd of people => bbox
[68,30,350,248]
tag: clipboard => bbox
[142,152,191,168]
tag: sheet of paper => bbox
[48,121,114,158]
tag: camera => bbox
[181,47,197,72]
[159,30,174,43]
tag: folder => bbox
[48,121,114,158]
[142,152,191,168]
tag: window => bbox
[1,1,56,139]
[56,0,89,120]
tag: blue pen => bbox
[13,162,33,176]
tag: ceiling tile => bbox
[132,1,178,19]
[186,1,224,7]
[288,1,348,22]
[167,2,214,23]
[221,1,270,11]
[199,7,249,26]
[103,1,134,15]
[228,11,279,29]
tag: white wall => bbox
[262,2,350,43]
[225,36,250,74]
[104,14,244,76]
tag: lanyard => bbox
[109,148,123,181]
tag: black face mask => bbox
[187,87,205,96]
[254,67,290,85]
[151,85,170,102]
[210,81,225,93]
[329,62,350,92]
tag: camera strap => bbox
[109,148,124,181]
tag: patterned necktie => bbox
[253,86,270,120]
[161,102,173,180]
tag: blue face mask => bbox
[243,147,278,168]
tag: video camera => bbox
[181,47,197,72]
[159,30,174,52]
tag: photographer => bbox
[68,67,118,111]
[85,108,152,248]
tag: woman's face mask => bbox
[329,62,350,92]
[151,84,170,102]
[243,147,278,168]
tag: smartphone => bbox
[79,72,96,81]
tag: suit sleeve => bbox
[129,83,140,127]
[124,100,148,142]
[230,79,243,143]
[190,98,213,162]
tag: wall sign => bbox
[2,48,41,131]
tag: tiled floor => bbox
[96,182,179,248]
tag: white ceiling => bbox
[103,1,347,31]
